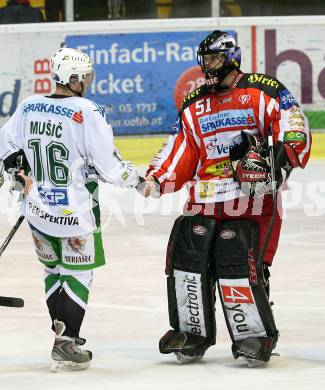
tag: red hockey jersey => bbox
[147,72,311,203]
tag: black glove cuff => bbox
[3,150,29,172]
[14,174,25,192]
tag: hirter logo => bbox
[72,111,83,124]
[221,286,254,304]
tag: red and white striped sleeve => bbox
[262,86,311,168]
[146,113,200,194]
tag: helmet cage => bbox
[197,31,241,84]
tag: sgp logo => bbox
[38,187,69,206]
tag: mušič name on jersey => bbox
[0,95,139,237]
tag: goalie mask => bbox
[197,30,241,87]
[51,48,95,96]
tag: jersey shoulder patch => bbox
[90,101,106,118]
[180,85,210,112]
[237,73,285,98]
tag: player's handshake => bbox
[136,175,160,198]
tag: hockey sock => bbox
[56,270,93,338]
[44,265,61,331]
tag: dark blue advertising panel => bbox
[66,31,235,135]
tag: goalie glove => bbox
[230,131,272,197]
[273,141,300,187]
[230,132,299,196]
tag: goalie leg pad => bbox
[214,219,278,361]
[160,215,218,356]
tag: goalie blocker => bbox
[159,215,278,362]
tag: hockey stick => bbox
[0,215,25,308]
[257,127,278,283]
[0,215,25,258]
[0,296,24,308]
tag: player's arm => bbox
[229,82,311,195]
[0,103,32,194]
[271,83,311,167]
[83,107,140,188]
[266,83,311,185]
[146,114,200,196]
[0,103,25,161]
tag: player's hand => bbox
[136,175,160,198]
[144,175,161,198]
[16,170,33,195]
[136,176,149,197]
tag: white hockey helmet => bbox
[51,47,94,86]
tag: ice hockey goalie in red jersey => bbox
[144,30,311,366]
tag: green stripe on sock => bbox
[60,275,89,305]
[44,274,60,294]
[85,178,101,228]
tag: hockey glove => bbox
[230,131,271,197]
[3,151,31,193]
[273,141,300,187]
[3,150,30,173]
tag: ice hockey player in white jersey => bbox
[0,48,143,371]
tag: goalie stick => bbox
[0,215,25,308]
[256,127,278,283]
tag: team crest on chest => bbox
[238,94,251,104]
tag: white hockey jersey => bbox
[0,95,139,237]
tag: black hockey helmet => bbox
[197,30,241,86]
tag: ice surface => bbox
[0,162,324,389]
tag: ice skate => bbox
[50,320,92,372]
[232,336,279,368]
[160,330,208,364]
[244,357,268,368]
[244,351,280,368]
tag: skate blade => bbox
[245,351,280,367]
[175,352,203,365]
[244,358,267,368]
[51,360,90,372]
